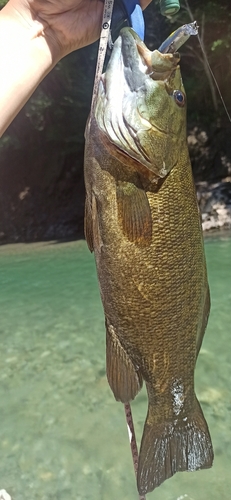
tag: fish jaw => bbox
[95,27,187,179]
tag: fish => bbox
[84,27,214,495]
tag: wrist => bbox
[0,1,60,136]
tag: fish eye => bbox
[173,90,185,107]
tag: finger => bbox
[140,0,152,9]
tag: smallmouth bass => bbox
[84,28,213,495]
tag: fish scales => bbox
[84,28,213,495]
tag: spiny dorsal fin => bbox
[116,181,152,246]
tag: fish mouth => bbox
[124,28,180,82]
[117,29,180,136]
[95,28,184,177]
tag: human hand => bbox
[7,0,152,60]
[0,0,152,135]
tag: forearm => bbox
[0,2,60,137]
[0,0,152,137]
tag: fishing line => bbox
[124,403,146,500]
[184,0,231,122]
[196,34,231,123]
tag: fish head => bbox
[95,28,187,179]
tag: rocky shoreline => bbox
[197,178,231,232]
[0,123,231,244]
[1,179,230,245]
[0,177,231,246]
[188,124,231,232]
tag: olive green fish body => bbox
[84,28,213,495]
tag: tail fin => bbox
[137,397,214,495]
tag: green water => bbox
[0,236,230,500]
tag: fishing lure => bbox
[158,20,198,53]
[157,19,231,121]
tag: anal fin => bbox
[106,320,143,403]
[116,181,152,246]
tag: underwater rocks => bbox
[197,179,231,231]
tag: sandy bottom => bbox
[0,237,230,500]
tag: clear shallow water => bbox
[0,236,230,500]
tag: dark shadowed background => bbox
[1,0,231,243]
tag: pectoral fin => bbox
[106,319,143,403]
[116,182,152,245]
[84,194,102,253]
[84,196,94,252]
